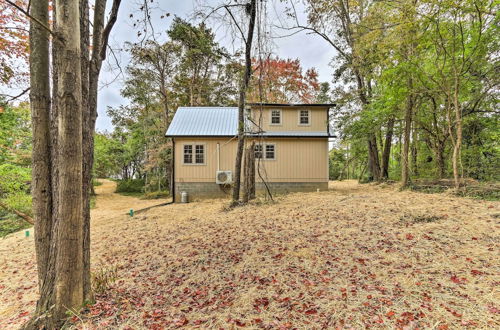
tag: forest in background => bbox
[1,0,499,236]
[0,0,498,327]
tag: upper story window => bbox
[270,109,281,125]
[184,144,205,165]
[298,109,310,125]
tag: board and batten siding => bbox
[174,137,328,183]
[249,106,328,132]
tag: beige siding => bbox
[175,138,237,182]
[175,137,328,183]
[249,106,328,132]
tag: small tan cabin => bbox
[165,103,334,201]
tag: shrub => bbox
[115,179,145,193]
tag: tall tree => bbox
[231,0,257,204]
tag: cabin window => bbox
[183,144,205,165]
[270,109,281,125]
[254,144,263,159]
[254,144,275,160]
[299,110,310,125]
[183,145,193,164]
[265,144,275,160]
[195,145,204,164]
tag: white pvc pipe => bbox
[217,142,220,171]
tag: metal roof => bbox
[165,107,238,137]
[248,103,335,107]
[165,106,331,137]
[248,131,330,137]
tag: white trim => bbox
[269,109,282,126]
[297,109,311,126]
[182,143,207,166]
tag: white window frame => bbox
[264,144,276,160]
[254,144,263,159]
[254,143,276,161]
[269,109,282,126]
[298,109,311,126]
[182,143,206,165]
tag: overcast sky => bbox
[96,0,335,131]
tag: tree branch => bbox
[5,0,55,37]
[0,201,34,225]
[1,88,30,102]
[100,0,122,60]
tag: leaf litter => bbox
[0,179,499,329]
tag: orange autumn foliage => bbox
[248,57,320,104]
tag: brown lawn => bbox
[0,179,499,329]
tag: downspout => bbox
[217,142,220,171]
[171,138,175,202]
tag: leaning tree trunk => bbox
[232,0,256,204]
[28,0,54,324]
[53,0,84,322]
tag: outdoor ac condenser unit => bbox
[216,170,233,184]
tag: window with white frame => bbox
[183,144,205,164]
[254,144,275,160]
[254,144,263,159]
[299,109,310,125]
[270,109,281,125]
[195,145,204,164]
[265,144,275,160]
[183,145,193,164]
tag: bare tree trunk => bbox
[381,117,394,180]
[53,0,84,322]
[26,0,56,327]
[452,87,462,189]
[435,141,446,179]
[367,135,381,181]
[411,121,418,177]
[242,141,256,203]
[232,0,256,205]
[79,0,92,302]
[83,0,121,300]
[401,91,413,187]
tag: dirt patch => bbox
[0,180,499,329]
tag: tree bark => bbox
[242,141,256,203]
[232,0,256,204]
[434,141,446,179]
[84,0,121,300]
[401,90,413,187]
[451,84,463,189]
[26,0,57,327]
[381,117,394,180]
[53,0,84,322]
[367,135,381,181]
[411,121,418,177]
[79,0,92,302]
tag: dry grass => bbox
[0,180,499,329]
